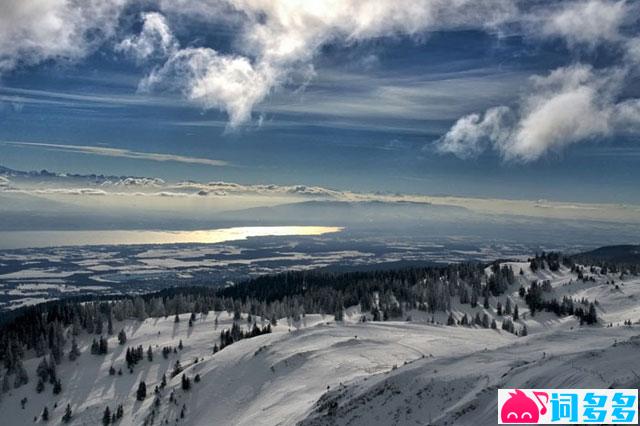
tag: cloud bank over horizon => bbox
[2,163,639,226]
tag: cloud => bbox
[626,38,640,64]
[537,0,631,48]
[3,169,640,224]
[6,188,109,196]
[139,1,636,129]
[173,181,343,198]
[138,0,516,127]
[436,107,511,159]
[438,63,640,162]
[140,48,278,128]
[437,0,640,162]
[105,177,166,187]
[116,12,177,62]
[1,141,228,167]
[0,0,127,73]
[0,176,10,187]
[1,0,638,133]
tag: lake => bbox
[0,226,343,249]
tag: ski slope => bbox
[0,262,638,426]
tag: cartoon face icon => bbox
[501,390,548,423]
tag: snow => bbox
[1,264,639,425]
[0,268,80,280]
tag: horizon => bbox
[1,1,639,207]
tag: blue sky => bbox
[1,1,639,203]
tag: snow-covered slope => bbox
[1,262,639,426]
[300,328,640,426]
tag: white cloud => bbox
[174,181,343,198]
[0,0,127,72]
[500,65,615,161]
[436,107,511,159]
[106,177,166,187]
[438,64,640,161]
[21,188,109,196]
[3,171,640,224]
[626,38,640,65]
[1,0,638,133]
[1,141,228,167]
[140,48,278,128]
[116,12,177,62]
[140,0,516,127]
[538,0,630,48]
[614,99,640,131]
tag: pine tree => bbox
[62,404,72,423]
[36,378,45,393]
[96,316,104,335]
[136,381,147,401]
[37,357,49,383]
[103,406,111,425]
[181,374,191,391]
[470,288,479,308]
[14,359,28,388]
[99,336,108,354]
[482,313,490,328]
[52,379,62,395]
[107,313,114,335]
[461,313,469,326]
[491,319,497,329]
[42,406,49,422]
[447,312,455,326]
[334,298,344,322]
[91,339,99,354]
[587,303,598,324]
[513,305,519,321]
[160,374,167,389]
[147,346,153,362]
[505,298,512,315]
[2,374,10,393]
[178,340,183,350]
[47,355,57,384]
[69,337,81,361]
[521,325,528,336]
[496,302,503,316]
[118,329,127,345]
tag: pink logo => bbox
[500,389,548,423]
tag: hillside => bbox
[572,245,640,264]
[0,258,638,425]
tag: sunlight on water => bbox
[0,226,344,249]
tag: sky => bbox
[0,0,639,204]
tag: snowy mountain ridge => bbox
[0,260,638,426]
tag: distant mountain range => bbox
[573,245,640,263]
[0,164,158,183]
[222,199,472,226]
